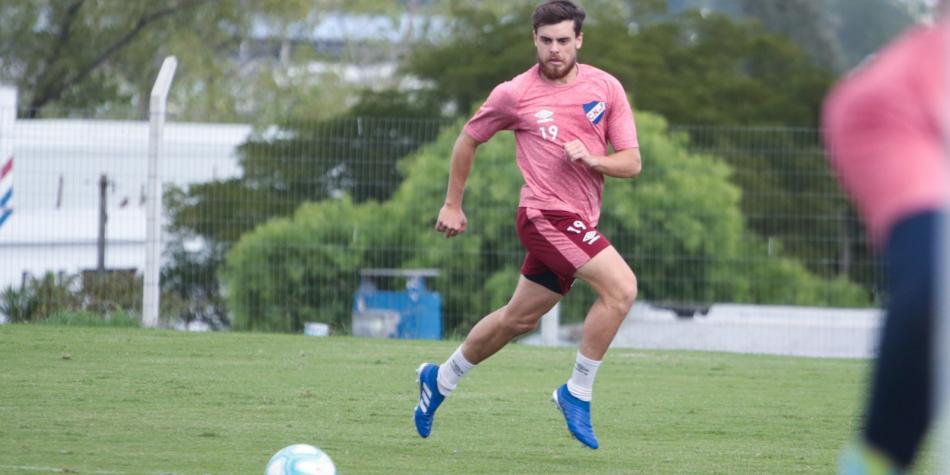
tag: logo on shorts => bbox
[583,101,606,125]
[582,231,600,245]
[535,109,554,124]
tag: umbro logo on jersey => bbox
[583,101,606,125]
[535,109,554,124]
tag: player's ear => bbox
[576,32,583,49]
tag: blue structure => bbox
[352,269,442,340]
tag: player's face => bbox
[533,20,583,81]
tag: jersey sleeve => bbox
[463,81,519,143]
[605,78,639,151]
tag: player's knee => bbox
[509,318,539,336]
[609,275,638,316]
[499,310,539,336]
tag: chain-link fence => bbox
[0,109,884,353]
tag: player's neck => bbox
[539,63,579,85]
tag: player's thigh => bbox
[505,275,562,322]
[574,245,636,299]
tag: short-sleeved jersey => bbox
[463,63,639,226]
[823,20,950,247]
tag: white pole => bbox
[541,302,560,346]
[143,57,177,328]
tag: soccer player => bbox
[822,2,950,473]
[413,0,640,449]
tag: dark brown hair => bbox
[532,0,586,36]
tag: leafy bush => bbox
[0,285,37,323]
[0,270,185,326]
[81,270,140,313]
[223,199,378,332]
[39,310,140,328]
[0,272,81,323]
[160,239,230,329]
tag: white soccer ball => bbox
[265,444,336,475]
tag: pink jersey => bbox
[463,63,639,225]
[823,21,950,247]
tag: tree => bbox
[652,0,919,72]
[166,114,447,243]
[162,113,447,326]
[0,0,403,120]
[828,0,918,70]
[736,0,845,72]
[402,7,833,127]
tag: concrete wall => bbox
[523,301,883,359]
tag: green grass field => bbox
[0,325,872,474]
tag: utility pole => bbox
[97,174,108,273]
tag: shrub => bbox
[39,310,140,328]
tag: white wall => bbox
[9,119,250,211]
[0,118,252,290]
[523,301,884,359]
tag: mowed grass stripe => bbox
[0,325,868,474]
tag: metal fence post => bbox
[143,57,177,328]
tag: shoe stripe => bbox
[420,389,430,412]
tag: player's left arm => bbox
[564,142,641,178]
[567,78,641,178]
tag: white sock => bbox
[437,346,475,396]
[567,351,601,402]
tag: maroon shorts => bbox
[516,207,612,294]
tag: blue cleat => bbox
[414,363,445,438]
[552,384,599,449]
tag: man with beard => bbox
[823,1,950,472]
[413,0,641,449]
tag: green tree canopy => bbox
[397,5,833,127]
[0,0,400,120]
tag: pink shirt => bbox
[463,63,639,225]
[823,21,950,247]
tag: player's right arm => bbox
[436,80,518,238]
[435,132,481,238]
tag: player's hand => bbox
[435,204,467,238]
[565,140,597,168]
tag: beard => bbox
[538,55,576,81]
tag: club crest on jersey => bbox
[583,101,606,125]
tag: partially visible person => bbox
[822,2,950,473]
